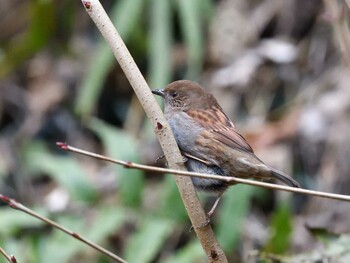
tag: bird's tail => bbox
[270,167,300,188]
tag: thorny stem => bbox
[57,142,350,202]
[0,194,127,263]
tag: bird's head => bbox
[152,80,217,111]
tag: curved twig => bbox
[57,142,350,202]
[0,194,127,263]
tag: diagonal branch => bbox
[80,0,227,261]
[57,142,350,202]
[346,0,350,9]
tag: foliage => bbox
[264,202,293,254]
[1,0,350,262]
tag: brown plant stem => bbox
[0,194,127,263]
[346,0,350,9]
[0,246,17,263]
[80,0,227,261]
[57,142,350,202]
[325,0,350,66]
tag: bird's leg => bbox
[196,193,224,229]
[207,192,223,218]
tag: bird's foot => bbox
[189,194,223,230]
[189,217,211,232]
[155,155,165,163]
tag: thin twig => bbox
[0,194,127,263]
[326,0,350,66]
[80,0,226,261]
[345,0,350,10]
[57,142,350,202]
[0,247,17,263]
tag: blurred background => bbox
[1,0,350,262]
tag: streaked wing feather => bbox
[187,108,253,153]
[213,127,253,153]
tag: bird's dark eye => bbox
[170,91,178,98]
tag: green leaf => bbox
[307,227,339,244]
[24,142,98,202]
[39,206,126,263]
[159,175,187,221]
[88,118,144,207]
[87,206,127,243]
[256,235,350,262]
[125,218,174,263]
[75,0,145,116]
[148,0,172,88]
[0,207,45,236]
[0,1,55,77]
[176,0,204,79]
[163,241,204,263]
[216,185,254,251]
[0,237,30,263]
[40,232,80,263]
[0,156,7,179]
[75,41,114,117]
[265,203,292,254]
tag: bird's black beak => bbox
[152,89,165,98]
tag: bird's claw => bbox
[155,155,165,163]
[188,217,211,232]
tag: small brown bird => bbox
[152,80,300,217]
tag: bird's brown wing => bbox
[187,107,253,153]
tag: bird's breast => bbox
[165,111,203,153]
